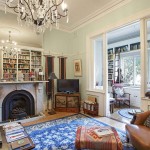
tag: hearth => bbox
[2,90,35,121]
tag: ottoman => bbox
[75,126,123,150]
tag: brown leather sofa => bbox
[125,111,150,150]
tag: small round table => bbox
[128,109,143,115]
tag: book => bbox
[3,124,24,135]
[3,122,21,130]
[5,128,25,136]
[11,137,31,150]
[6,131,28,143]
[93,128,114,137]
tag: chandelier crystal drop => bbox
[1,31,20,57]
[5,0,69,33]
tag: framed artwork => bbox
[74,59,82,76]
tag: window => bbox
[93,36,103,89]
[121,54,141,86]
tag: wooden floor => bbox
[22,111,76,126]
[21,111,127,132]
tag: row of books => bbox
[3,122,32,150]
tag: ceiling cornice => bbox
[69,0,133,32]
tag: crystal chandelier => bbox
[1,31,20,57]
[5,0,69,33]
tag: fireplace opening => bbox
[2,90,35,121]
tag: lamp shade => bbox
[49,72,58,80]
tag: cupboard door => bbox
[55,96,66,108]
[67,96,79,108]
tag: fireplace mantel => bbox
[0,81,48,84]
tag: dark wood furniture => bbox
[0,125,35,150]
[110,98,115,114]
[55,93,80,113]
[83,96,98,116]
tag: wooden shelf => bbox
[2,50,42,81]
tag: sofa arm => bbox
[132,111,150,125]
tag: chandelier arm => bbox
[13,7,19,13]
[5,3,17,9]
[22,0,35,22]
[57,11,68,18]
[43,2,68,24]
[5,0,32,21]
[20,0,24,5]
[42,5,57,23]
[52,0,64,6]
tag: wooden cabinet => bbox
[2,49,42,81]
[55,93,80,113]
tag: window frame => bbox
[120,50,141,87]
[86,33,107,93]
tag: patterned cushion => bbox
[144,115,150,127]
[114,87,124,97]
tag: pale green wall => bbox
[43,29,73,78]
[43,0,150,100]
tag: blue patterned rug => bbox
[118,108,141,119]
[25,114,135,150]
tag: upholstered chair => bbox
[112,84,130,107]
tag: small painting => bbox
[74,59,82,76]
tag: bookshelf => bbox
[2,49,42,81]
[108,48,114,86]
[31,51,42,69]
[3,53,17,81]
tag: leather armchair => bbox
[125,111,150,150]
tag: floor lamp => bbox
[48,72,58,115]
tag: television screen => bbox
[57,79,79,93]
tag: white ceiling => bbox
[0,0,131,48]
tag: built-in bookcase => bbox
[2,49,42,81]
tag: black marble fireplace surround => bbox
[2,90,35,121]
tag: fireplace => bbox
[2,90,35,121]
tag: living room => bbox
[0,0,150,150]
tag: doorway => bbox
[106,21,141,123]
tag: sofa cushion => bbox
[134,111,150,125]
[144,115,150,127]
[114,87,124,97]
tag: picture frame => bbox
[74,59,82,76]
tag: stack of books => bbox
[3,122,31,150]
[93,128,114,137]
